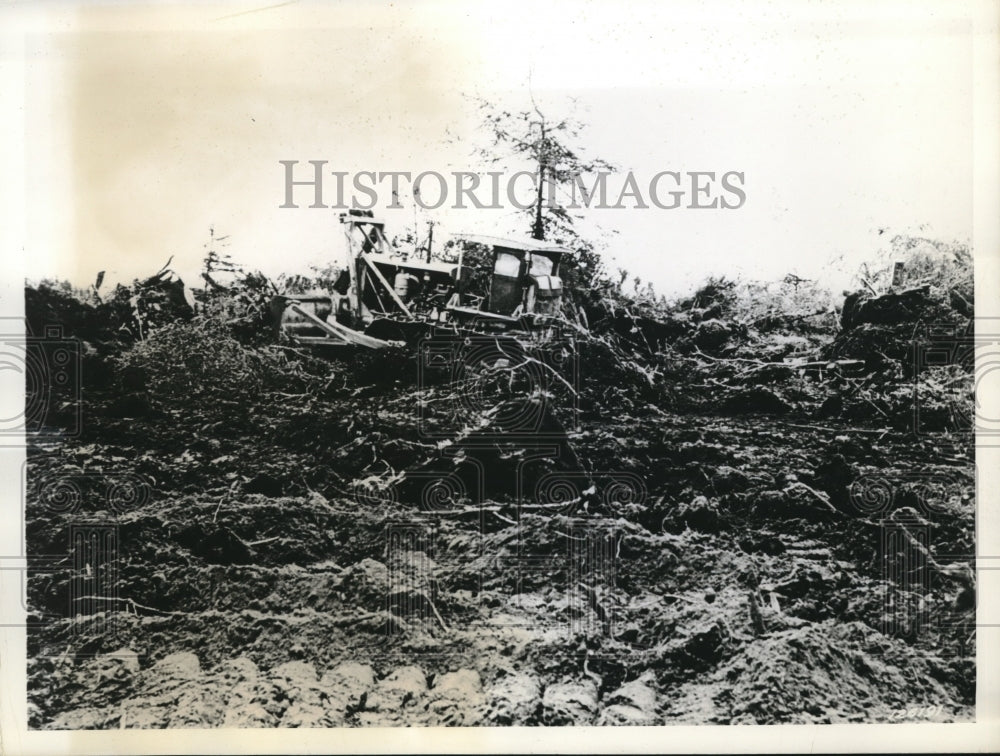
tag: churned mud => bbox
[24,266,975,727]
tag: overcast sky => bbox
[16,0,980,297]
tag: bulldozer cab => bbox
[456,235,572,319]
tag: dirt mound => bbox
[666,621,970,724]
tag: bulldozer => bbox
[271,211,578,348]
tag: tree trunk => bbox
[532,123,546,240]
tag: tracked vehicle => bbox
[271,211,577,348]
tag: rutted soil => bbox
[24,272,976,727]
[26,411,974,727]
